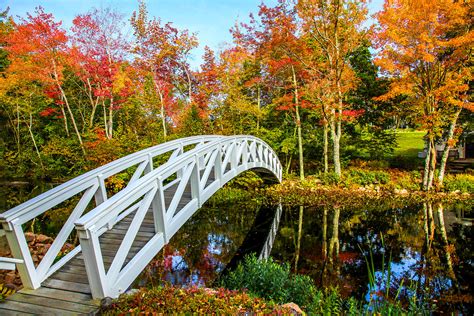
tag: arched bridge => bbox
[0,135,281,312]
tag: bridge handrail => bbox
[0,135,224,289]
[0,136,222,224]
[74,135,282,298]
[75,135,280,231]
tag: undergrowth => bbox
[99,285,288,315]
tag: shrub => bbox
[318,171,340,185]
[443,174,474,193]
[346,169,390,186]
[219,254,316,308]
[100,285,286,315]
[389,154,423,170]
[228,171,264,190]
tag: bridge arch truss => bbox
[1,135,282,299]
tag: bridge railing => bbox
[75,136,282,298]
[0,136,223,289]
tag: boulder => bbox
[281,302,304,315]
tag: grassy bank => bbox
[208,169,473,209]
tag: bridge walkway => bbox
[0,181,196,315]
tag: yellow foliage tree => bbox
[374,0,473,190]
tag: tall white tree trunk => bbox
[438,108,462,186]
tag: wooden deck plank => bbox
[42,279,91,294]
[58,263,87,274]
[19,288,97,306]
[99,233,152,242]
[49,271,89,285]
[0,300,79,315]
[7,293,96,314]
[0,308,35,315]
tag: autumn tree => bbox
[232,2,308,180]
[0,8,11,73]
[297,0,368,177]
[130,0,197,139]
[4,7,86,154]
[374,0,473,190]
[71,7,130,139]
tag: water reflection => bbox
[1,181,471,313]
[272,201,473,314]
[138,203,283,287]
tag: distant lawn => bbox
[394,129,426,159]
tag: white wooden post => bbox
[190,156,202,207]
[215,147,223,184]
[78,230,108,299]
[152,177,168,243]
[94,174,107,206]
[2,222,39,289]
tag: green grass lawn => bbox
[394,130,426,159]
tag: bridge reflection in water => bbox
[138,204,283,287]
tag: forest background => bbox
[0,0,472,192]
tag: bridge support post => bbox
[215,148,223,184]
[78,231,108,299]
[190,156,202,207]
[2,222,40,289]
[152,178,168,243]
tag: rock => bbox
[4,283,18,291]
[5,272,16,284]
[36,234,53,244]
[394,188,408,195]
[125,288,140,296]
[100,297,114,309]
[282,302,304,315]
[24,232,35,242]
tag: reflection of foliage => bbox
[138,204,260,288]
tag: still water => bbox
[1,181,472,313]
[138,200,473,314]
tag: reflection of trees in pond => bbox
[294,206,303,272]
[411,201,473,313]
[271,201,472,313]
[138,203,260,286]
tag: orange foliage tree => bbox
[374,0,473,190]
[297,0,368,177]
[4,7,86,154]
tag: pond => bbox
[136,200,473,314]
[1,181,472,314]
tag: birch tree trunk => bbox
[323,119,329,173]
[292,65,304,180]
[427,138,437,190]
[26,113,44,170]
[422,137,431,190]
[437,108,462,186]
[52,60,85,155]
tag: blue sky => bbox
[2,0,384,68]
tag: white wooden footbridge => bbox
[0,135,281,314]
